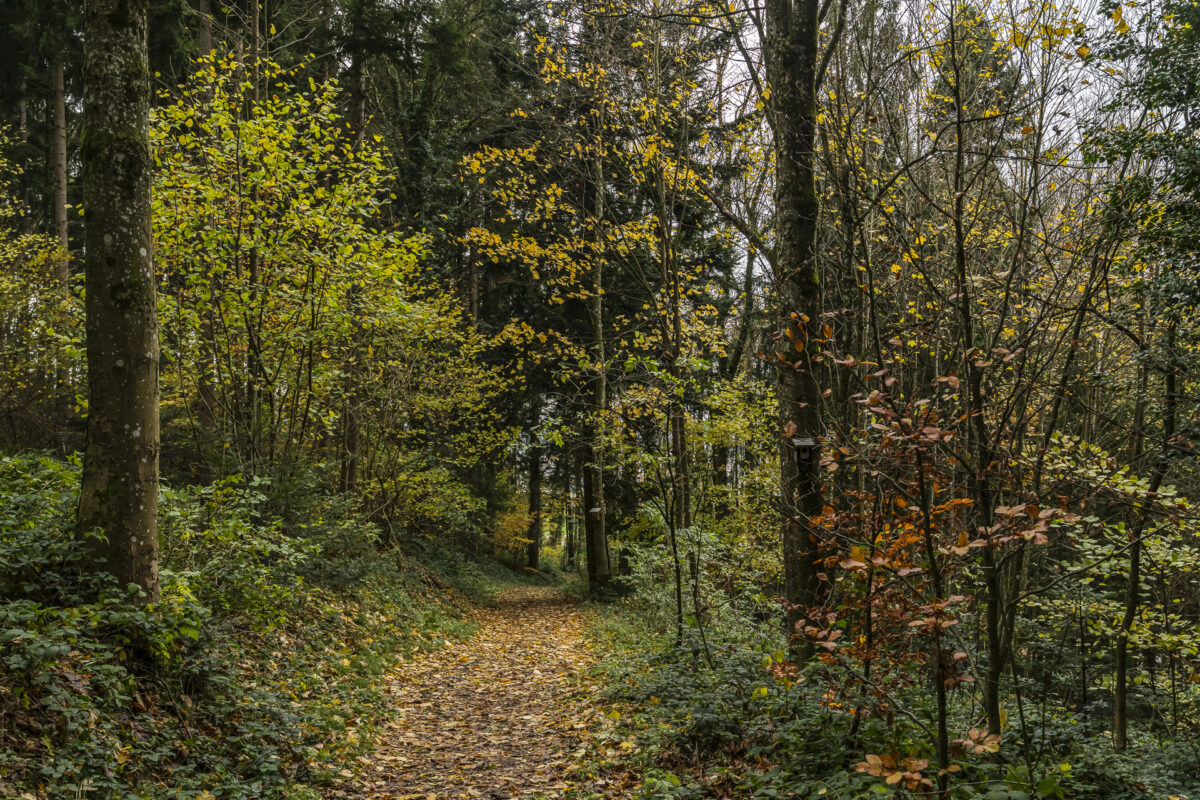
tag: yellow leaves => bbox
[1113,4,1130,34]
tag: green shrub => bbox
[160,475,320,626]
[583,541,1200,800]
[0,453,479,799]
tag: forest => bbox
[0,0,1197,797]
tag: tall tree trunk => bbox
[567,460,579,568]
[941,9,1003,736]
[917,456,951,795]
[527,438,543,569]
[197,0,213,55]
[667,231,690,535]
[584,260,610,593]
[1115,323,1176,751]
[583,426,610,590]
[17,76,28,140]
[194,1,218,472]
[468,250,480,325]
[765,0,824,661]
[52,60,73,432]
[582,31,611,593]
[582,232,609,587]
[340,319,361,495]
[52,61,69,261]
[77,0,160,601]
[724,245,758,381]
[339,53,372,495]
[668,323,688,643]
[559,454,571,557]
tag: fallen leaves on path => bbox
[328,585,600,800]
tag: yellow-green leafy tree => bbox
[153,56,512,532]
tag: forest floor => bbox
[325,584,600,800]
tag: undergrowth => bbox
[572,551,1200,800]
[0,453,518,799]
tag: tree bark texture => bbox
[765,0,824,661]
[52,61,70,261]
[584,436,610,590]
[77,0,160,600]
[582,48,611,592]
[526,441,543,569]
[197,0,213,55]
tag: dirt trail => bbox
[340,585,596,800]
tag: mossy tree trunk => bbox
[77,0,160,601]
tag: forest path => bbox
[339,584,597,800]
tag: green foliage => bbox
[151,53,514,533]
[617,532,778,647]
[1054,738,1199,800]
[579,608,887,800]
[0,132,78,448]
[159,476,319,625]
[581,542,1200,800]
[0,453,481,799]
[7,0,1200,796]
[152,54,423,473]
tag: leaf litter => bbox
[325,585,601,800]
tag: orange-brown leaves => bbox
[855,752,933,790]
